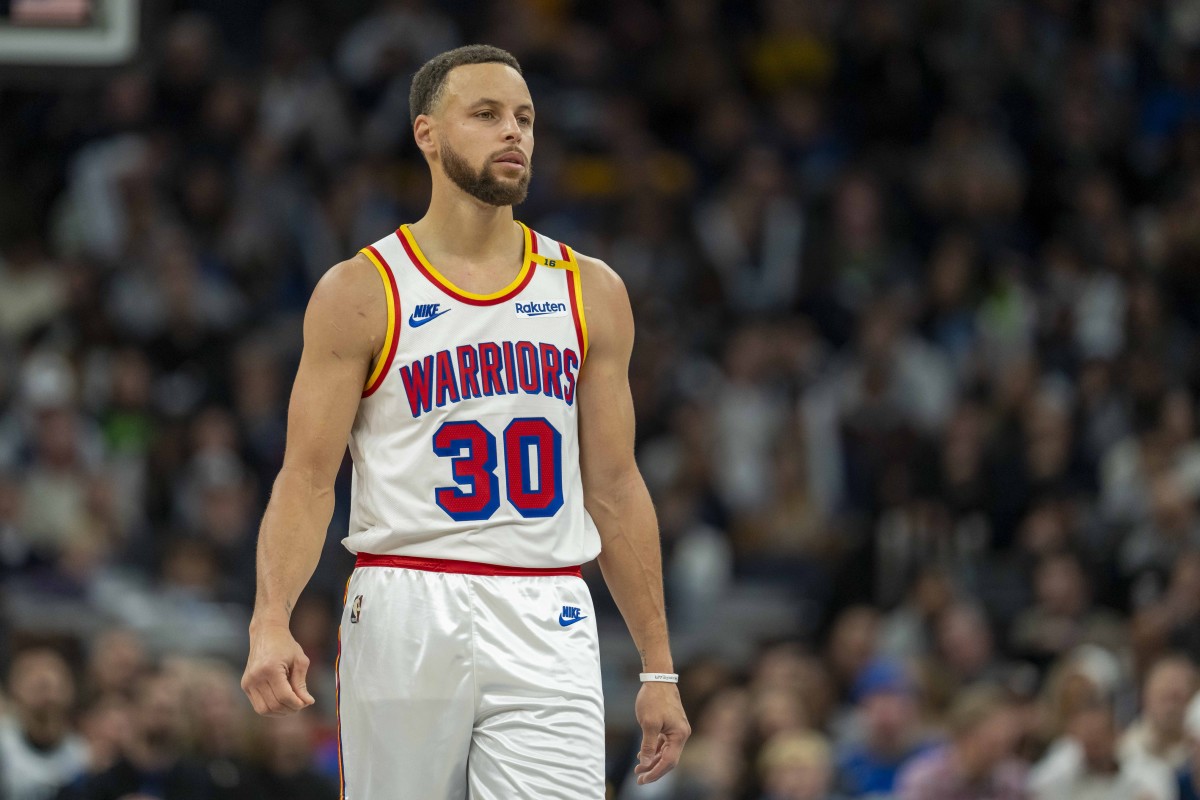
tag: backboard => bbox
[0,0,139,66]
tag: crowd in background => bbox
[7,0,1200,798]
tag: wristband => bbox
[639,672,679,684]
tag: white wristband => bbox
[639,672,679,684]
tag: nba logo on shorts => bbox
[350,595,363,623]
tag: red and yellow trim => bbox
[397,222,536,306]
[360,245,401,397]
[355,552,582,578]
[335,575,350,799]
[523,238,589,359]
[560,243,589,360]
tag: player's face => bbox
[433,63,534,207]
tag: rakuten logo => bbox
[515,300,568,318]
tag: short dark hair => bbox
[409,44,523,124]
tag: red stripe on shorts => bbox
[354,552,582,577]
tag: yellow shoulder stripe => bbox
[562,244,589,359]
[360,247,397,392]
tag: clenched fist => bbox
[242,623,315,716]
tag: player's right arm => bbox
[241,253,385,717]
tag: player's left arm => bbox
[575,254,690,785]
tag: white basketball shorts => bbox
[335,553,606,799]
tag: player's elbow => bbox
[272,460,337,503]
[583,466,644,515]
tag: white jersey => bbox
[343,222,601,568]
[0,717,88,800]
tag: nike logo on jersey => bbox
[559,605,587,627]
[515,300,568,318]
[409,303,451,327]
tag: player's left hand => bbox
[633,681,690,784]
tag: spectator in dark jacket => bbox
[58,670,214,800]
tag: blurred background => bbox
[6,0,1200,798]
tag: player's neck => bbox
[411,185,520,266]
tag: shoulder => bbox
[573,251,625,301]
[305,252,389,359]
[310,252,384,313]
[572,252,632,354]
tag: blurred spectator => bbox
[287,595,339,722]
[75,695,131,777]
[258,6,355,166]
[835,658,937,797]
[180,661,258,798]
[1136,553,1200,671]
[1029,703,1174,800]
[656,735,744,800]
[712,324,791,516]
[750,685,810,752]
[1102,389,1200,537]
[177,449,258,605]
[1033,646,1122,754]
[1009,552,1126,666]
[693,147,805,315]
[0,235,67,343]
[58,669,215,800]
[617,680,750,800]
[0,648,88,800]
[17,355,101,561]
[0,468,42,577]
[1121,655,1199,772]
[814,171,913,318]
[249,714,337,800]
[925,604,1017,710]
[878,566,957,662]
[827,607,880,684]
[1178,691,1200,800]
[84,629,148,701]
[895,685,1028,800]
[153,13,217,132]
[1120,472,1200,595]
[756,730,840,800]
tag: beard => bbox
[439,138,531,207]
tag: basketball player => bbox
[240,45,690,798]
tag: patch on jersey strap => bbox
[531,252,567,269]
[515,300,569,318]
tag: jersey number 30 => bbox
[432,417,563,521]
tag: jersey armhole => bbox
[360,245,402,397]
[560,243,589,361]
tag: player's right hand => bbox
[241,623,316,716]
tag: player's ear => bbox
[413,115,437,161]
